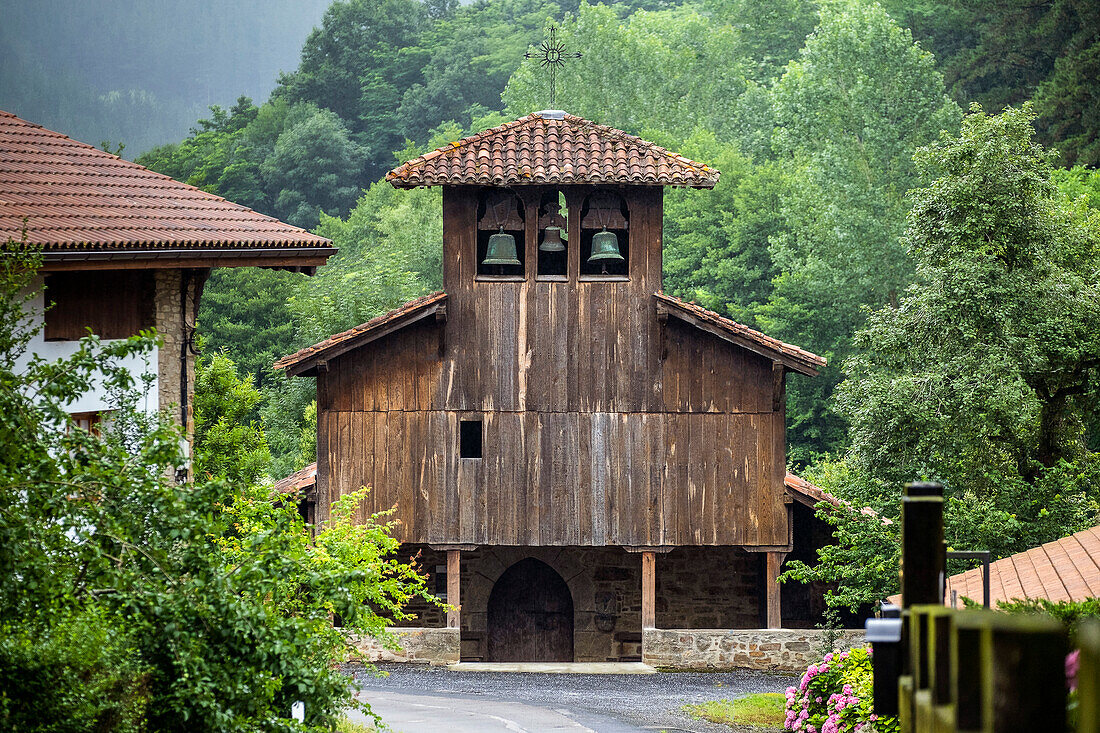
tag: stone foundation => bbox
[642,628,866,673]
[349,627,459,665]
[396,545,767,662]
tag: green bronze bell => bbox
[587,227,624,263]
[482,226,520,266]
[539,225,565,252]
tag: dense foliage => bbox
[123,0,1099,607]
[0,241,436,730]
[784,107,1100,610]
[784,647,896,733]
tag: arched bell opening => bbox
[486,557,575,662]
[536,190,568,279]
[476,188,525,278]
[579,190,629,278]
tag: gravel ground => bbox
[344,664,797,732]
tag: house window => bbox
[460,419,483,458]
[44,270,154,340]
[579,191,629,279]
[536,190,568,279]
[69,411,104,434]
[476,189,525,279]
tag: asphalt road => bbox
[344,664,797,733]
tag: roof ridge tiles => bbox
[387,112,718,189]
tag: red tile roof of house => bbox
[888,525,1100,607]
[0,109,334,261]
[274,291,448,376]
[654,293,826,376]
[386,111,719,189]
[273,462,318,496]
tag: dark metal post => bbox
[945,550,992,608]
[901,481,945,609]
[867,602,902,717]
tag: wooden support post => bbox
[447,549,461,629]
[766,552,782,629]
[641,551,656,629]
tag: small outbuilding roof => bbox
[655,293,826,376]
[272,463,318,496]
[0,109,335,269]
[386,111,719,189]
[888,525,1100,608]
[274,291,448,376]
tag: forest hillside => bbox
[12,0,1096,608]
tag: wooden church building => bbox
[275,111,829,663]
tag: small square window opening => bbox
[460,419,483,458]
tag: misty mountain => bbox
[0,0,331,156]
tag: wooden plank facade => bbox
[311,185,791,548]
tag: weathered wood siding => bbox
[316,185,789,547]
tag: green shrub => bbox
[0,610,148,732]
[784,647,897,733]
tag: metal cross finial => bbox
[524,25,582,108]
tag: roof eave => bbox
[37,246,337,273]
[277,295,448,377]
[654,294,824,376]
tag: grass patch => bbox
[336,717,378,733]
[683,692,786,729]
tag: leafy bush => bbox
[784,647,897,733]
[0,238,438,731]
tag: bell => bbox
[539,225,565,252]
[587,227,624,263]
[482,227,520,266]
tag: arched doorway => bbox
[486,558,574,662]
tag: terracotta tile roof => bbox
[784,472,892,525]
[654,293,826,376]
[888,525,1100,607]
[0,109,334,255]
[386,111,719,189]
[785,472,843,508]
[273,463,317,496]
[274,291,448,375]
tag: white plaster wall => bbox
[14,277,159,415]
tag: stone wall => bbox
[154,268,207,432]
[642,628,866,673]
[349,628,459,665]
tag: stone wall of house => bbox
[154,268,208,434]
[349,628,459,665]
[642,628,866,673]
[396,545,766,663]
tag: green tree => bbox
[788,106,1100,610]
[193,351,271,486]
[662,131,787,326]
[504,4,747,141]
[758,0,961,462]
[0,239,435,730]
[261,106,364,228]
[839,104,1100,488]
[276,0,429,180]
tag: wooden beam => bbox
[642,550,656,629]
[772,361,785,411]
[447,549,461,629]
[766,552,782,629]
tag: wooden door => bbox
[486,558,574,662]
